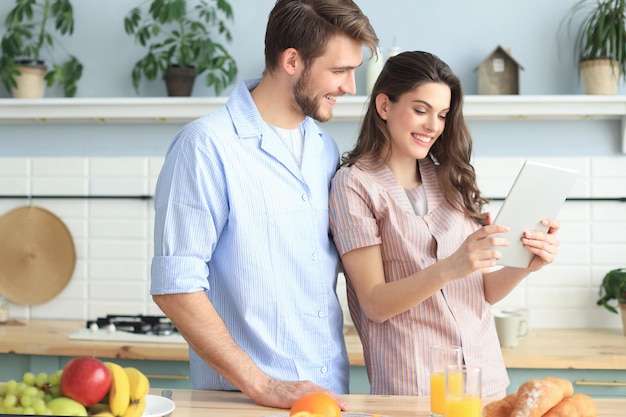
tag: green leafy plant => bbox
[0,0,83,97]
[558,0,626,80]
[597,268,626,314]
[124,0,238,95]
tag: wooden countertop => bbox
[2,320,626,370]
[153,388,626,416]
[0,320,188,361]
[345,326,626,370]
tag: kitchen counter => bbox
[0,320,187,361]
[1,320,625,370]
[345,326,626,369]
[153,388,626,416]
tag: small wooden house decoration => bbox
[475,45,524,95]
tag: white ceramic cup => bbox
[500,307,529,338]
[494,312,528,348]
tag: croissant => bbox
[483,393,517,417]
[543,393,598,417]
[510,377,573,417]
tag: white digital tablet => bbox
[489,161,578,268]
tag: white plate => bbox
[143,394,176,417]
[263,413,385,417]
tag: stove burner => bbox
[86,315,178,336]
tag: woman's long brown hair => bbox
[341,51,489,225]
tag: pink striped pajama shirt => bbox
[329,155,508,397]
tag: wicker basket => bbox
[0,206,76,305]
[580,59,620,95]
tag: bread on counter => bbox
[484,377,597,417]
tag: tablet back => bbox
[491,161,578,268]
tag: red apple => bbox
[60,356,111,407]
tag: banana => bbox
[121,397,146,417]
[123,367,150,403]
[103,362,130,417]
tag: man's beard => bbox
[292,69,330,122]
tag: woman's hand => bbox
[444,223,510,280]
[522,218,560,272]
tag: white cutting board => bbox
[68,328,187,344]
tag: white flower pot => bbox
[12,62,47,99]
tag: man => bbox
[150,0,378,410]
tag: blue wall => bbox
[0,0,623,157]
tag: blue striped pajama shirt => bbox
[151,79,348,393]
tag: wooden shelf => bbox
[2,95,625,152]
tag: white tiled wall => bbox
[1,156,625,330]
[0,157,164,321]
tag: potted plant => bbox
[124,0,238,97]
[0,0,83,98]
[558,0,626,94]
[596,268,626,335]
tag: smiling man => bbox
[150,0,378,411]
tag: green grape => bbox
[23,386,39,398]
[48,370,62,386]
[15,382,27,393]
[20,394,33,407]
[34,372,48,388]
[5,379,18,391]
[23,406,35,415]
[35,389,45,400]
[32,401,47,415]
[48,385,61,398]
[12,405,24,414]
[23,372,36,386]
[43,394,52,403]
[3,393,17,408]
[0,385,6,395]
[31,398,44,409]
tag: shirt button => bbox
[318,311,325,318]
[311,253,318,261]
[302,194,308,201]
[321,366,327,373]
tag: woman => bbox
[329,51,560,397]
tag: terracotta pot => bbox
[579,59,620,95]
[164,65,197,97]
[12,60,47,99]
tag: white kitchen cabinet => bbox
[0,353,192,389]
[507,368,626,399]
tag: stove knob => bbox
[106,323,116,334]
[89,323,99,333]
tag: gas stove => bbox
[86,314,179,336]
[68,315,186,344]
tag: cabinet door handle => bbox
[575,380,626,387]
[143,374,190,380]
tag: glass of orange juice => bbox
[444,364,481,417]
[429,345,462,417]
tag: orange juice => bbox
[429,372,446,415]
[445,395,481,417]
[430,371,463,415]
